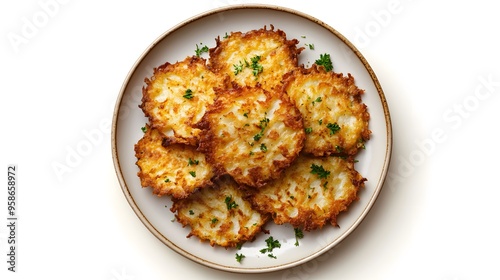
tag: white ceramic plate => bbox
[112,4,392,273]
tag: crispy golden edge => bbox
[249,155,366,231]
[171,176,270,247]
[196,85,305,188]
[208,24,304,91]
[134,125,214,199]
[282,64,371,156]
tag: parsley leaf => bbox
[310,164,330,179]
[312,96,322,105]
[294,228,304,246]
[250,55,263,77]
[225,196,238,210]
[236,253,245,263]
[260,143,267,152]
[183,89,194,99]
[233,55,263,77]
[253,132,263,141]
[195,44,209,57]
[315,53,333,72]
[326,122,340,135]
[260,236,281,257]
[253,114,269,142]
[233,61,244,75]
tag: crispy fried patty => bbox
[209,25,303,91]
[282,65,371,156]
[197,85,305,188]
[250,155,365,231]
[141,56,228,145]
[134,125,214,199]
[171,176,269,247]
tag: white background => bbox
[1,0,499,279]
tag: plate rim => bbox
[111,3,393,274]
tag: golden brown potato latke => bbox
[282,65,371,156]
[171,176,269,247]
[134,125,214,199]
[141,56,229,146]
[197,85,305,188]
[209,25,303,91]
[249,155,365,231]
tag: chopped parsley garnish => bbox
[315,53,333,72]
[294,228,304,246]
[233,61,244,75]
[189,209,194,215]
[326,122,341,135]
[188,158,199,166]
[306,43,315,50]
[233,55,264,77]
[225,196,238,210]
[235,253,245,263]
[253,114,270,141]
[195,44,209,57]
[211,217,218,224]
[260,143,267,152]
[250,55,263,77]
[260,116,270,128]
[312,96,322,105]
[253,133,263,141]
[305,127,313,134]
[164,178,170,183]
[183,89,194,99]
[189,171,196,177]
[259,236,281,257]
[141,126,147,133]
[310,164,330,179]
